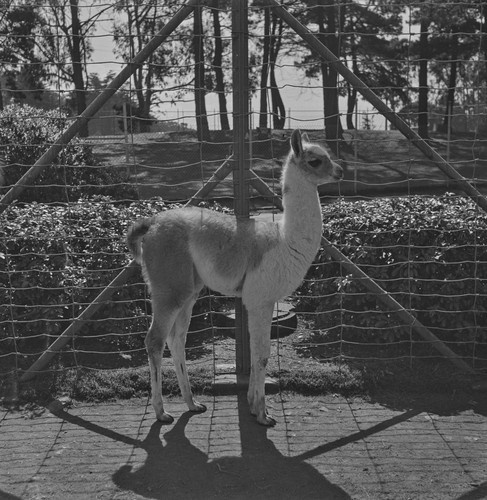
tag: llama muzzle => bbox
[333,161,344,180]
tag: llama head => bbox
[289,129,343,185]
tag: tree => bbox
[317,0,343,153]
[409,0,483,136]
[482,2,487,77]
[193,4,210,141]
[340,1,408,130]
[258,5,271,129]
[268,10,286,129]
[211,0,230,130]
[67,0,88,136]
[113,0,202,134]
[36,0,110,137]
[417,14,430,139]
[429,5,479,133]
[297,0,344,152]
[253,1,289,130]
[406,0,436,138]
[0,4,47,110]
[247,1,288,130]
[113,0,160,133]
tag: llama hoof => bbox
[156,412,174,424]
[190,402,207,413]
[257,413,277,427]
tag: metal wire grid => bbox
[0,0,486,389]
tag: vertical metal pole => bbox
[232,0,251,375]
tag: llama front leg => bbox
[167,299,207,414]
[247,302,276,426]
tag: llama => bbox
[127,130,343,426]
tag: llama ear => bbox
[301,132,310,143]
[290,129,303,156]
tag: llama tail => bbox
[127,217,153,264]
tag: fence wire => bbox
[0,0,486,395]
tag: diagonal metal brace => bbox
[0,0,201,214]
[266,0,487,214]
[19,153,235,383]
[250,169,475,374]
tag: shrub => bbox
[0,198,155,361]
[0,199,231,371]
[296,194,487,345]
[0,103,136,202]
[3,194,485,374]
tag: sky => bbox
[85,7,414,131]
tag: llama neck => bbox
[280,165,323,252]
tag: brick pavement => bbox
[1,392,486,500]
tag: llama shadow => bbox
[112,394,350,500]
[455,482,487,500]
[0,490,22,500]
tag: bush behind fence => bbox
[2,193,486,377]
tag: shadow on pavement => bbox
[455,482,487,500]
[109,394,351,500]
[0,490,21,500]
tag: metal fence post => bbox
[232,0,251,376]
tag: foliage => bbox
[2,2,486,139]
[0,104,136,202]
[112,0,191,133]
[2,194,486,375]
[295,0,409,132]
[0,198,146,359]
[296,194,487,345]
[0,199,231,369]
[0,5,47,104]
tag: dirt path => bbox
[1,391,486,499]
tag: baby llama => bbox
[127,129,343,426]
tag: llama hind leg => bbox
[167,295,207,414]
[145,300,180,424]
[247,302,276,426]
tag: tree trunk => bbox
[194,5,210,142]
[480,3,487,133]
[269,66,285,129]
[441,30,458,133]
[346,83,357,130]
[259,6,271,129]
[346,43,359,130]
[417,17,430,139]
[212,1,229,130]
[318,0,343,155]
[140,5,159,133]
[126,2,156,133]
[269,12,285,129]
[130,4,144,133]
[483,3,487,77]
[70,0,88,137]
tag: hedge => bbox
[1,194,486,373]
[0,103,136,202]
[296,194,487,345]
[0,198,232,369]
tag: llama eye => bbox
[308,159,321,169]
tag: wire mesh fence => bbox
[1,0,486,397]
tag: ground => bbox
[87,129,487,203]
[1,391,486,500]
